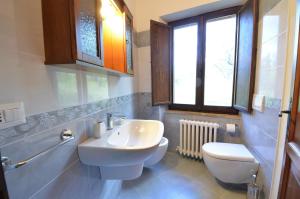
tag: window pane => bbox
[173,24,198,105]
[204,15,236,107]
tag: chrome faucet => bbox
[107,113,126,130]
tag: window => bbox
[151,2,258,113]
[204,15,236,107]
[169,8,240,114]
[173,24,198,105]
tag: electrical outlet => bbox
[0,110,5,124]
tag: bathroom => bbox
[0,0,299,198]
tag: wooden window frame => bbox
[168,7,241,115]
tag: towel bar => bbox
[1,129,74,172]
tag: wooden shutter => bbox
[150,20,171,105]
[233,0,259,112]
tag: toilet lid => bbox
[202,143,255,162]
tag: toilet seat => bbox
[202,142,259,184]
[202,142,255,162]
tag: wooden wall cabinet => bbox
[41,0,133,75]
[102,1,126,73]
[42,0,103,66]
[102,0,133,74]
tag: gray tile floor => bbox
[117,152,247,199]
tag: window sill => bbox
[165,109,241,120]
[168,104,239,115]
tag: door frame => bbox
[0,152,9,199]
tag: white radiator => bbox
[177,120,219,159]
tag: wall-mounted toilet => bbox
[144,137,168,167]
[202,142,259,184]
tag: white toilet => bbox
[144,137,168,167]
[202,142,259,184]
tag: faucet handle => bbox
[118,115,127,119]
[107,112,126,118]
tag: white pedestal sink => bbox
[78,120,164,180]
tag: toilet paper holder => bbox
[225,123,238,133]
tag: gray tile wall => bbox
[240,98,282,199]
[1,94,140,199]
[163,111,242,152]
[132,93,243,152]
[139,92,282,199]
[0,92,244,199]
[238,0,288,197]
[136,92,161,120]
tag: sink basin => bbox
[78,119,164,180]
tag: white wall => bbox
[0,0,137,116]
[270,0,298,197]
[255,0,289,99]
[135,0,218,31]
[136,46,151,93]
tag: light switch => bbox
[4,109,15,122]
[13,108,21,121]
[252,94,265,112]
[0,102,26,129]
[0,110,5,124]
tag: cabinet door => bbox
[111,12,126,73]
[125,10,133,74]
[102,0,126,73]
[77,0,103,65]
[103,18,113,68]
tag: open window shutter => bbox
[150,20,171,105]
[234,0,258,112]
